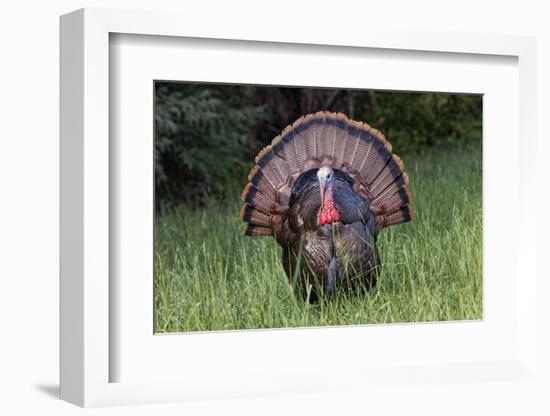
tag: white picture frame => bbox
[60,7,539,408]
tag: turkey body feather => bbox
[282,169,380,298]
[240,111,412,299]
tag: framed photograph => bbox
[151,81,482,332]
[60,8,539,408]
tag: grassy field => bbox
[154,142,482,333]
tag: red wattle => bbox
[319,180,340,225]
[319,200,340,225]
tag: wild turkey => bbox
[240,111,413,300]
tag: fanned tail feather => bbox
[240,111,413,238]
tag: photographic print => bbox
[154,82,482,333]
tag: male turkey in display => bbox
[240,111,413,300]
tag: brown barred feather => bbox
[350,138,374,173]
[247,165,260,182]
[372,181,410,205]
[292,127,309,163]
[369,155,405,195]
[392,154,404,171]
[243,224,274,237]
[303,116,319,159]
[372,188,411,216]
[370,128,392,153]
[342,133,361,170]
[269,153,291,181]
[241,184,274,214]
[401,172,410,186]
[254,146,271,164]
[370,168,396,195]
[240,183,253,202]
[360,149,391,185]
[317,115,335,159]
[240,204,272,227]
[383,206,413,227]
[332,124,347,167]
[276,185,292,208]
[261,162,284,188]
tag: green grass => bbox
[154,143,483,333]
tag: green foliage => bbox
[354,92,482,154]
[155,83,266,203]
[154,143,482,332]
